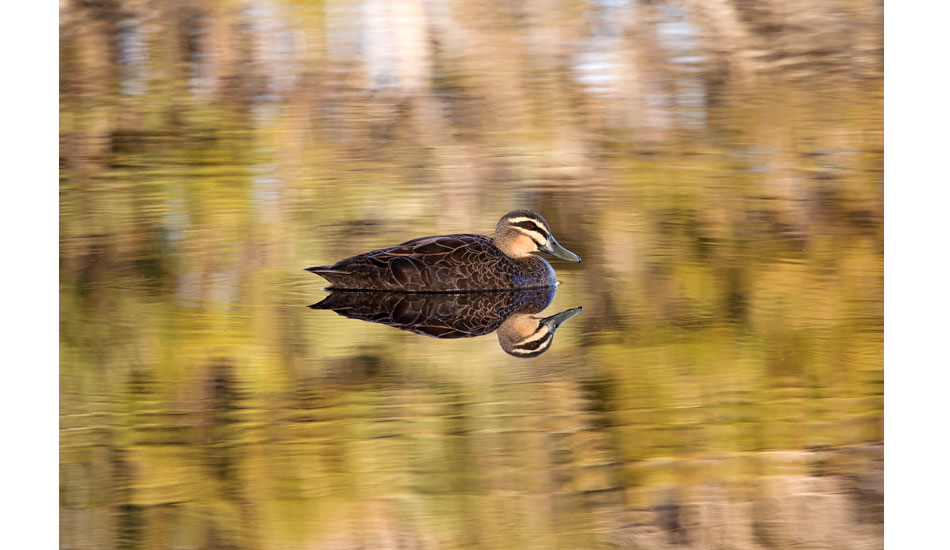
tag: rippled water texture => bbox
[60,1,883,548]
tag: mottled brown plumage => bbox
[306,210,581,291]
[310,287,582,357]
[311,287,557,338]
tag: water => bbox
[60,1,882,548]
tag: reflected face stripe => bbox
[510,332,554,355]
[510,326,553,355]
[519,325,551,344]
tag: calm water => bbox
[60,1,882,548]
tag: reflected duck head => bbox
[310,289,580,358]
[494,210,582,263]
[497,306,583,358]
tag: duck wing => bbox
[309,234,510,291]
[310,291,509,337]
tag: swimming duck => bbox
[306,210,581,291]
[310,288,582,358]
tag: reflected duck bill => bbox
[541,306,584,332]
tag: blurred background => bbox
[60,0,882,548]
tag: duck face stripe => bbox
[512,220,546,235]
[508,217,550,234]
[508,219,549,246]
[514,329,553,351]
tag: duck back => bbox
[306,234,556,291]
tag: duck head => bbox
[494,210,582,262]
[497,306,583,358]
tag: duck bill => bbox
[540,236,582,263]
[541,306,583,334]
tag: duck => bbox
[310,287,582,358]
[305,210,581,291]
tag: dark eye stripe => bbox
[513,221,547,235]
[515,331,553,352]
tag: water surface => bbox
[60,1,883,548]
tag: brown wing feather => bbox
[316,234,520,291]
[309,288,557,338]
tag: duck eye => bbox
[513,221,544,234]
[516,331,552,351]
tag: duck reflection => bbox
[310,287,581,358]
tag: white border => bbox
[885,1,950,547]
[3,1,59,547]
